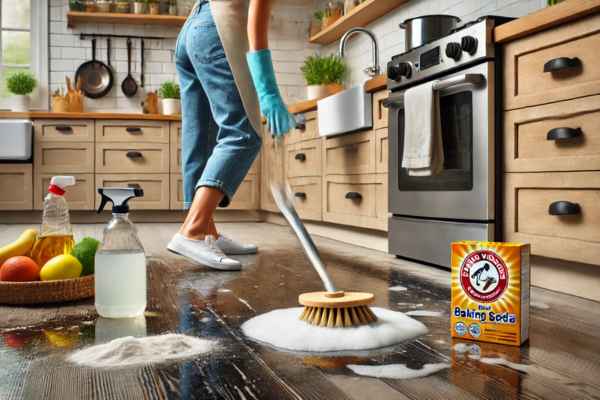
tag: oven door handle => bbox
[383,73,486,108]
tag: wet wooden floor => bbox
[1,222,599,399]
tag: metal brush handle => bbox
[271,137,337,292]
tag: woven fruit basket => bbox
[0,275,94,305]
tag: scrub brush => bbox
[270,137,377,328]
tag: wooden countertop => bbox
[0,111,181,121]
[288,74,388,115]
[494,0,600,43]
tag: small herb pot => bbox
[11,95,31,113]
[306,83,343,101]
[149,3,160,14]
[161,99,181,115]
[132,2,147,14]
[96,1,112,13]
[114,2,131,13]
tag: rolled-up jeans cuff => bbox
[195,178,232,208]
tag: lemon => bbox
[40,254,82,281]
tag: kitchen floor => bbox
[1,223,599,399]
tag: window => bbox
[0,0,48,110]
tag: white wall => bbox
[47,0,315,111]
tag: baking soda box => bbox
[451,241,530,346]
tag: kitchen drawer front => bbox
[35,141,94,173]
[34,120,94,142]
[503,14,600,110]
[96,174,170,210]
[229,174,259,210]
[288,111,317,144]
[170,122,182,146]
[96,143,169,174]
[286,138,322,178]
[0,164,32,210]
[504,95,600,172]
[35,173,94,210]
[96,120,169,143]
[170,174,184,210]
[260,130,280,213]
[170,122,182,173]
[324,130,375,175]
[504,172,600,265]
[372,90,389,130]
[375,128,388,173]
[288,176,322,221]
[171,146,258,176]
[323,174,387,231]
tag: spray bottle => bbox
[95,187,146,318]
[30,176,76,266]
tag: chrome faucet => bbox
[339,28,380,77]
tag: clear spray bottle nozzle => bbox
[97,187,144,214]
[48,176,76,195]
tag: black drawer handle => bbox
[295,122,306,131]
[127,183,142,189]
[126,150,143,159]
[543,57,581,73]
[126,127,143,134]
[547,127,582,141]
[345,192,362,200]
[548,201,581,216]
[55,125,73,133]
[295,153,306,162]
[294,192,307,200]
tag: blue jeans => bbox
[175,2,261,208]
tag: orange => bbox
[0,256,40,282]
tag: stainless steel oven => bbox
[385,16,510,267]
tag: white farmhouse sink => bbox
[0,120,32,160]
[317,84,372,137]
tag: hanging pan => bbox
[75,38,114,99]
[121,38,138,98]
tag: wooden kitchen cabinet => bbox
[375,128,389,174]
[372,90,389,130]
[34,141,94,174]
[0,164,33,210]
[170,122,182,174]
[95,142,170,174]
[287,111,318,144]
[260,129,281,213]
[288,176,322,221]
[324,130,376,175]
[96,174,170,210]
[96,120,169,143]
[35,173,94,210]
[34,120,94,142]
[286,138,322,178]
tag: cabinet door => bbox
[372,90,389,130]
[0,164,32,210]
[34,120,94,142]
[95,174,170,210]
[96,120,169,143]
[96,143,170,174]
[34,141,94,174]
[324,130,375,175]
[286,138,322,178]
[375,128,388,174]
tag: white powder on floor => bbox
[347,363,449,379]
[405,310,443,317]
[68,334,216,368]
[530,301,550,309]
[453,342,479,354]
[476,357,530,373]
[241,307,427,353]
[389,285,408,292]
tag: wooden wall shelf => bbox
[310,0,409,45]
[67,11,186,29]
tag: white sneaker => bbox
[216,235,258,255]
[167,233,242,271]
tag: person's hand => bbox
[247,49,295,137]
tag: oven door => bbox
[388,62,495,221]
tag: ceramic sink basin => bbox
[0,120,32,160]
[317,84,373,137]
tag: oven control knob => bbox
[445,42,462,61]
[387,61,412,81]
[461,36,478,55]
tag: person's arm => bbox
[248,0,270,51]
[246,0,294,136]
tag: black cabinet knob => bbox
[548,201,581,216]
[294,192,307,200]
[461,36,478,55]
[543,57,581,73]
[546,127,582,141]
[127,183,142,189]
[295,122,306,131]
[445,42,462,61]
[126,150,143,159]
[345,192,362,200]
[294,153,306,162]
[126,127,143,134]
[55,125,73,133]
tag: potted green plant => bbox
[133,0,148,14]
[158,81,181,115]
[301,54,346,100]
[148,0,160,15]
[6,71,37,112]
[168,0,177,15]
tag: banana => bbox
[0,229,38,265]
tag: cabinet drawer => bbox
[260,133,280,213]
[323,174,387,231]
[0,164,32,210]
[229,174,259,210]
[170,174,184,210]
[96,143,169,173]
[504,14,600,109]
[96,174,170,210]
[34,120,94,142]
[35,173,94,210]
[35,142,94,173]
[325,130,375,175]
[375,128,388,173]
[504,172,600,265]
[288,111,317,144]
[170,122,181,173]
[288,177,322,221]
[504,95,600,172]
[373,90,389,130]
[96,120,169,143]
[286,138,322,178]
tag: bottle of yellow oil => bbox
[30,176,76,266]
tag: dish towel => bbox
[401,80,444,176]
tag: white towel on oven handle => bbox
[401,80,444,176]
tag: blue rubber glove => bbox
[247,49,295,136]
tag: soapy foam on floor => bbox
[405,310,443,317]
[347,363,449,379]
[241,307,427,353]
[68,334,215,368]
[389,285,408,292]
[476,357,530,373]
[530,301,550,309]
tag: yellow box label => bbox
[450,241,530,346]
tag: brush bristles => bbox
[299,306,377,327]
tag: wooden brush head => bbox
[298,291,377,327]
